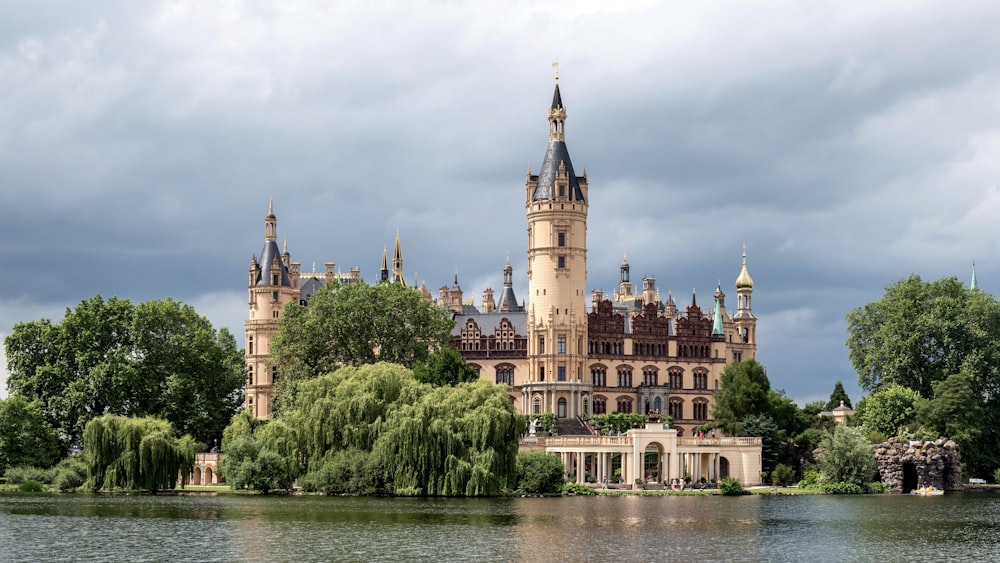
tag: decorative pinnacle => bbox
[552,60,559,83]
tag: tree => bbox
[915,373,984,468]
[4,296,244,447]
[741,414,781,476]
[515,451,565,493]
[219,411,296,494]
[817,425,877,487]
[0,396,60,470]
[262,362,523,496]
[826,381,852,410]
[846,275,1000,398]
[270,282,454,409]
[83,415,195,492]
[711,359,771,436]
[856,383,922,438]
[412,347,480,386]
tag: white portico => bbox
[543,424,762,487]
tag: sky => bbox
[3,1,999,405]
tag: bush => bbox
[719,477,748,496]
[4,466,54,485]
[818,425,877,488]
[18,480,44,492]
[515,452,564,494]
[561,483,596,495]
[771,464,795,487]
[797,469,822,490]
[52,457,88,492]
[994,468,1000,484]
[300,449,385,495]
[820,482,865,494]
[866,482,888,494]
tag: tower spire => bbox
[971,260,978,290]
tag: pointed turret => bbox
[498,256,522,313]
[713,293,725,336]
[734,246,757,345]
[527,75,586,203]
[971,260,978,290]
[392,231,407,286]
[380,246,389,282]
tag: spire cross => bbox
[552,61,559,83]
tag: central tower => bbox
[523,75,591,419]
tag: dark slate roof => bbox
[552,83,563,110]
[451,311,528,337]
[497,286,523,312]
[531,140,585,202]
[299,277,327,304]
[255,240,291,287]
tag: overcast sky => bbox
[3,1,998,405]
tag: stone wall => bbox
[875,437,962,492]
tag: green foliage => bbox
[589,413,649,435]
[4,465,54,485]
[866,482,888,494]
[300,449,386,495]
[797,469,822,490]
[915,373,984,468]
[561,483,596,495]
[771,463,795,487]
[263,363,523,496]
[846,275,1000,476]
[18,480,44,492]
[741,414,781,475]
[818,425,877,488]
[993,468,1000,484]
[767,389,802,438]
[219,411,296,494]
[52,457,88,492]
[0,396,60,471]
[820,482,865,494]
[532,413,557,435]
[719,476,748,496]
[270,282,454,410]
[826,381,853,410]
[83,415,196,493]
[856,384,922,437]
[712,359,771,436]
[4,295,244,447]
[412,347,480,386]
[515,451,565,494]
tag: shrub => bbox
[561,483,596,495]
[866,482,888,494]
[52,457,88,492]
[300,449,385,495]
[994,468,1000,484]
[4,466,54,485]
[797,469,822,490]
[771,464,795,487]
[18,480,44,492]
[514,452,564,494]
[719,477,748,496]
[820,482,865,494]
[818,425,877,487]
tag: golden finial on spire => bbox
[552,60,559,83]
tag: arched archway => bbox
[557,397,567,418]
[205,467,214,485]
[193,467,202,485]
[719,457,730,479]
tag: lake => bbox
[1,491,997,562]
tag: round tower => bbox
[523,75,590,419]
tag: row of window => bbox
[588,341,718,359]
[589,366,710,389]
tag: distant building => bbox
[243,78,759,439]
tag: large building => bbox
[244,78,758,436]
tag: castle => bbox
[243,77,758,440]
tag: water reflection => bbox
[1,492,998,562]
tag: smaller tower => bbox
[734,246,756,346]
[971,260,978,290]
[392,231,407,286]
[380,247,390,282]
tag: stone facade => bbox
[875,437,962,493]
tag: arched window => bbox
[668,368,683,390]
[653,397,662,412]
[557,398,567,418]
[693,369,708,390]
[532,396,542,415]
[642,366,658,386]
[693,399,709,420]
[616,366,633,387]
[590,365,607,387]
[668,398,683,419]
[616,397,633,413]
[593,396,607,415]
[495,364,514,386]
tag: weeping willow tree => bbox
[271,362,522,496]
[83,415,195,493]
[376,380,523,496]
[219,410,297,494]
